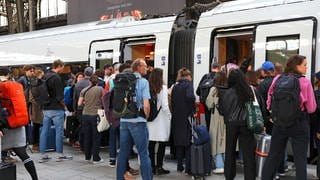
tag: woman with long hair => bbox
[262,55,316,180]
[147,68,172,175]
[171,68,195,175]
[222,69,256,180]
[206,71,228,174]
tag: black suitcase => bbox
[65,115,79,139]
[0,138,16,180]
[190,142,212,179]
[0,162,16,180]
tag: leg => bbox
[117,122,133,180]
[262,126,288,180]
[185,145,191,174]
[12,147,38,180]
[290,120,309,180]
[39,110,51,154]
[214,153,225,169]
[51,110,65,154]
[82,115,92,160]
[175,146,184,171]
[33,123,40,145]
[224,125,239,180]
[149,141,156,171]
[156,142,166,168]
[90,116,101,162]
[239,125,256,180]
[109,125,119,161]
[128,122,152,180]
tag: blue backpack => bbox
[64,86,73,107]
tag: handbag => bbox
[245,86,264,134]
[97,108,110,132]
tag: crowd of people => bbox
[0,54,319,180]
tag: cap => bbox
[84,67,93,76]
[315,71,320,80]
[261,61,275,71]
[0,66,10,76]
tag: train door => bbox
[89,39,121,70]
[212,27,254,71]
[254,19,316,78]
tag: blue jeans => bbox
[116,122,152,180]
[40,110,64,154]
[214,153,225,169]
[109,125,120,160]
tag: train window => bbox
[95,50,113,70]
[266,35,300,67]
[123,41,155,61]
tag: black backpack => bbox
[198,73,215,104]
[147,90,162,122]
[271,74,302,128]
[314,89,320,111]
[216,86,227,116]
[112,72,139,118]
[30,75,54,106]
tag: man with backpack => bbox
[196,62,220,129]
[39,59,72,163]
[116,59,152,180]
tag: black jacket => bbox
[171,79,196,146]
[43,71,64,110]
[222,88,268,125]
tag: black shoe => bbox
[156,167,170,175]
[177,166,184,172]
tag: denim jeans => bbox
[214,153,225,169]
[40,110,64,154]
[109,125,119,160]
[116,122,152,180]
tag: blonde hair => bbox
[34,68,44,79]
[176,68,192,81]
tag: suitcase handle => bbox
[255,149,268,157]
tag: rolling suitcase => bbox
[65,115,79,139]
[0,137,17,180]
[191,142,212,179]
[256,134,271,178]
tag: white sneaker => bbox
[93,159,104,164]
[213,168,224,174]
[38,154,51,163]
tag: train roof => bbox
[202,0,310,17]
[0,15,176,43]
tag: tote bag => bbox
[97,108,110,132]
[245,86,264,134]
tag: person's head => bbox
[104,64,113,76]
[240,58,252,74]
[284,55,307,75]
[84,66,93,77]
[132,58,147,75]
[214,71,227,87]
[274,62,283,76]
[52,59,64,73]
[261,61,275,77]
[34,68,44,79]
[0,66,10,77]
[176,68,192,81]
[119,63,132,73]
[75,72,84,83]
[246,70,258,87]
[23,65,36,78]
[314,71,320,89]
[113,62,121,74]
[94,69,104,79]
[211,62,221,73]
[228,69,252,103]
[89,75,99,86]
[149,68,163,95]
[146,60,154,72]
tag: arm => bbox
[206,87,216,109]
[302,79,317,113]
[142,80,151,119]
[78,89,84,107]
[161,86,172,119]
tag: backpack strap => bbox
[83,85,95,98]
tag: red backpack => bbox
[0,81,29,128]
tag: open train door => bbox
[89,39,121,70]
[254,19,316,78]
[254,18,317,159]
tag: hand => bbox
[316,133,320,140]
[0,130,3,137]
